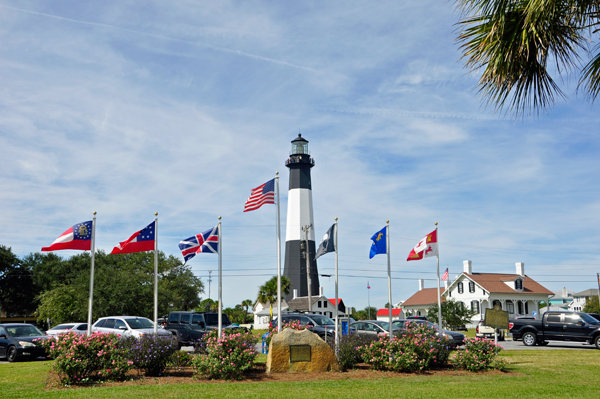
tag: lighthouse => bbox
[284,134,320,301]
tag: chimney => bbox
[319,286,324,297]
[293,289,298,299]
[463,260,472,274]
[419,279,424,291]
[562,287,568,298]
[516,262,524,276]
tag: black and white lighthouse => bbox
[283,134,320,301]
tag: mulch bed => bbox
[45,363,514,389]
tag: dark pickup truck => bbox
[509,311,600,348]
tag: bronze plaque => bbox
[289,345,311,363]
[484,304,510,329]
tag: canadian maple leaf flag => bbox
[407,229,438,261]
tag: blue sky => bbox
[1,1,599,311]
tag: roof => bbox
[402,287,446,307]
[573,289,599,297]
[286,296,322,312]
[465,273,553,295]
[376,308,402,316]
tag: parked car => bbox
[0,323,48,362]
[46,323,88,337]
[587,313,600,322]
[199,312,247,332]
[406,315,428,321]
[92,316,173,338]
[350,320,401,338]
[163,311,208,347]
[393,319,465,348]
[476,320,505,341]
[509,311,600,348]
[271,313,340,341]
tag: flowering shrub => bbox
[38,332,132,385]
[264,320,305,348]
[121,334,178,376]
[453,337,507,372]
[333,333,377,371]
[192,331,258,380]
[360,322,450,372]
[168,350,194,369]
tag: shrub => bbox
[192,331,258,380]
[333,333,377,371]
[264,320,305,348]
[453,337,507,372]
[169,350,194,369]
[360,322,451,372]
[121,334,178,376]
[37,332,132,385]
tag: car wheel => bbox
[594,335,600,350]
[522,332,537,346]
[7,346,18,362]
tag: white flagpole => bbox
[386,220,392,337]
[86,212,97,337]
[154,212,158,335]
[276,173,282,333]
[218,217,223,337]
[435,222,442,332]
[334,218,339,351]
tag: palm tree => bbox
[255,276,291,319]
[241,299,253,324]
[456,0,600,117]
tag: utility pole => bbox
[302,224,313,312]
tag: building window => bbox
[458,282,464,294]
[507,303,514,314]
[318,301,322,308]
[515,279,523,290]
[469,281,475,293]
[471,300,479,313]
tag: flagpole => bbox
[435,222,442,332]
[386,220,393,337]
[86,212,97,337]
[218,216,223,337]
[334,217,339,351]
[276,172,282,333]
[154,212,158,335]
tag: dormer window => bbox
[515,278,523,290]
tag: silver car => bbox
[46,323,88,337]
[92,316,173,338]
[350,320,401,337]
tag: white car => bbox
[46,323,88,337]
[92,316,173,338]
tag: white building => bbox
[444,261,553,328]
[569,289,600,312]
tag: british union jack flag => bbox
[178,225,219,263]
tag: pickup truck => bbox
[509,311,600,348]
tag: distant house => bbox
[252,300,290,329]
[444,261,552,328]
[375,308,404,321]
[546,287,575,311]
[569,289,600,312]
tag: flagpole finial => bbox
[386,220,389,224]
[218,216,222,220]
[93,211,96,216]
[155,212,158,216]
[276,171,279,175]
[335,217,338,221]
[435,222,438,226]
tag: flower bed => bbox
[453,337,507,371]
[192,330,258,380]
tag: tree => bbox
[241,299,253,324]
[427,300,476,329]
[256,276,291,305]
[0,246,38,316]
[196,298,217,312]
[352,306,378,320]
[583,296,600,313]
[456,0,600,117]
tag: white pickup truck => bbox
[476,320,505,341]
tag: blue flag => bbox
[369,226,387,259]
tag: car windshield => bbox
[580,313,600,324]
[49,324,74,330]
[6,325,45,337]
[123,318,155,329]
[310,315,335,326]
[375,322,390,330]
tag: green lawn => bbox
[1,350,599,398]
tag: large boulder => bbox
[266,329,340,373]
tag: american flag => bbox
[178,225,219,263]
[441,267,449,281]
[244,178,275,212]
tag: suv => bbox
[200,312,247,332]
[270,313,337,341]
[164,311,208,347]
[92,316,173,338]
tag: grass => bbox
[1,350,599,398]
